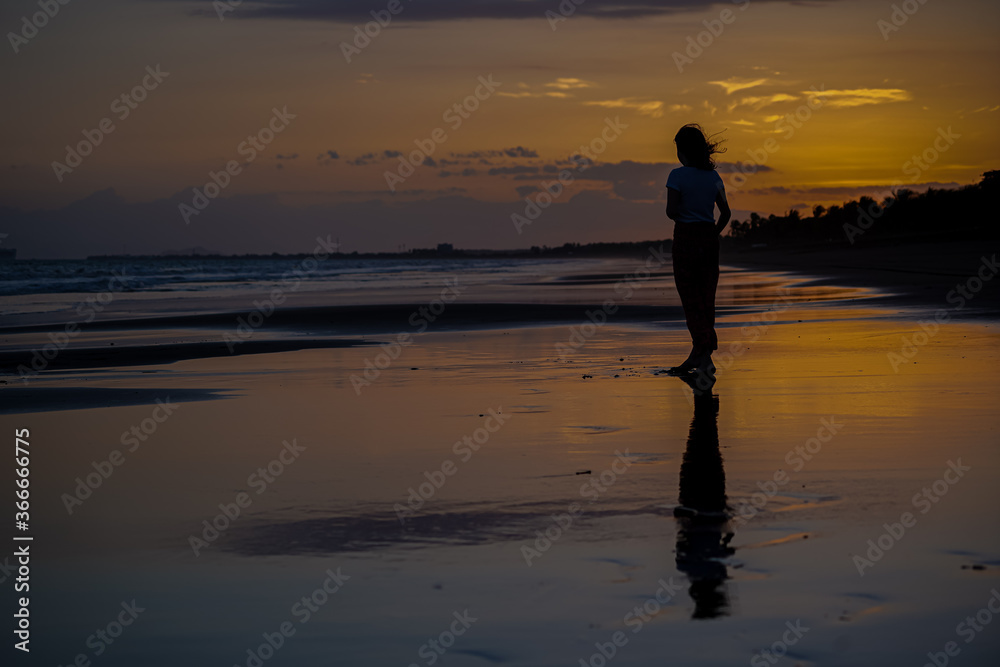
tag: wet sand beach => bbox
[1,256,998,666]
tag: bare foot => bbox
[693,353,716,377]
[668,349,700,375]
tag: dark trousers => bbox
[672,222,720,354]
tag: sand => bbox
[1,255,999,666]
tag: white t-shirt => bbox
[666,166,725,224]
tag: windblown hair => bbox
[674,124,726,171]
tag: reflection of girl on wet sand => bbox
[674,375,734,619]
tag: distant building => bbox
[0,248,16,260]
[437,243,454,254]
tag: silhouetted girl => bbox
[665,124,731,376]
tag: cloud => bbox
[743,181,961,198]
[667,104,692,113]
[371,187,467,196]
[498,91,539,99]
[383,150,403,158]
[275,153,299,160]
[583,98,664,118]
[545,78,595,91]
[452,147,539,159]
[500,78,595,99]
[317,150,340,164]
[488,166,540,176]
[553,159,772,200]
[757,186,791,195]
[611,181,663,201]
[503,146,539,158]
[573,160,675,187]
[727,93,799,111]
[185,0,845,23]
[812,88,912,108]
[347,152,377,166]
[517,159,770,186]
[709,78,770,95]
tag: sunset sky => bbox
[2,0,998,257]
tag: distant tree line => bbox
[727,170,998,248]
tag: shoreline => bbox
[2,244,997,377]
[722,237,1000,314]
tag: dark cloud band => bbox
[180,0,840,23]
